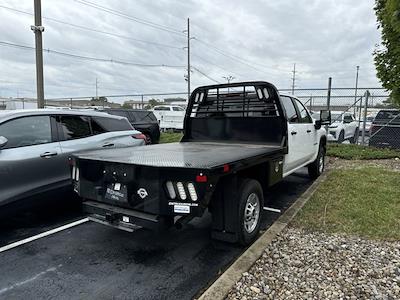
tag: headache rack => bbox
[187,82,282,118]
[182,82,288,147]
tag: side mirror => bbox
[319,110,331,125]
[315,110,331,129]
[0,136,8,149]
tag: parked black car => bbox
[369,109,400,149]
[101,109,161,144]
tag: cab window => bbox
[294,99,312,123]
[280,96,299,123]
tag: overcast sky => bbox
[0,0,382,101]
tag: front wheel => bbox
[237,179,264,245]
[308,145,326,179]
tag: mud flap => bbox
[210,175,240,243]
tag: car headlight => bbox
[329,125,338,129]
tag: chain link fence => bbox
[279,88,399,149]
[8,86,399,149]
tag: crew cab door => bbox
[280,96,312,174]
[292,98,317,161]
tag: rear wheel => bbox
[350,129,358,144]
[338,130,345,143]
[237,179,264,245]
[308,145,326,179]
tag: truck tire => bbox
[349,129,358,144]
[338,130,345,143]
[237,179,264,246]
[308,144,326,179]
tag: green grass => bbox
[159,132,183,144]
[327,143,400,160]
[293,167,400,240]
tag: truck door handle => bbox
[307,130,312,133]
[40,151,58,158]
[102,143,114,148]
[291,131,297,135]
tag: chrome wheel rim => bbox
[244,193,260,233]
[319,154,324,173]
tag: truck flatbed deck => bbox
[75,142,284,169]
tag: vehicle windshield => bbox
[375,110,400,120]
[331,113,342,122]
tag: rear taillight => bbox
[132,133,147,144]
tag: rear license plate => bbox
[105,183,128,202]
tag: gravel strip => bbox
[226,228,400,300]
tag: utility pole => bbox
[187,18,191,102]
[291,63,296,95]
[31,0,45,108]
[353,66,359,115]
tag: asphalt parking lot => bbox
[0,169,312,300]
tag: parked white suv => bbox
[327,112,359,143]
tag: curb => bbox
[198,170,330,300]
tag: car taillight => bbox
[132,133,147,144]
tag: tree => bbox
[122,102,132,109]
[374,0,400,106]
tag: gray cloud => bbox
[0,0,382,102]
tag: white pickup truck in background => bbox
[151,105,185,131]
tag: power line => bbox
[192,66,221,84]
[73,0,185,36]
[0,41,186,68]
[193,38,288,77]
[192,53,243,79]
[193,38,268,74]
[0,5,183,50]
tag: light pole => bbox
[223,75,235,92]
[353,66,360,115]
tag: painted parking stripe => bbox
[263,207,282,213]
[0,218,89,253]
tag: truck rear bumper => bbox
[83,200,172,232]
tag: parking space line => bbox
[263,207,282,213]
[0,218,89,254]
